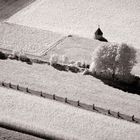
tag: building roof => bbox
[95,27,103,35]
[97,36,108,42]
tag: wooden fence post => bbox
[40,91,44,97]
[117,112,120,118]
[9,83,12,88]
[92,104,95,110]
[40,91,42,97]
[77,100,80,106]
[26,87,29,93]
[65,98,67,103]
[53,94,55,100]
[17,85,19,90]
[2,81,4,86]
[108,110,111,115]
[132,115,135,121]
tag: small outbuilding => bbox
[94,26,108,42]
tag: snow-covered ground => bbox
[44,35,107,63]
[7,0,140,49]
[0,22,62,55]
[0,87,140,140]
[0,59,140,118]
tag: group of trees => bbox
[90,43,137,80]
[49,43,137,82]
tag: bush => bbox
[10,50,20,60]
[61,55,69,64]
[19,54,30,62]
[0,51,8,60]
[67,65,80,73]
[9,50,33,65]
[49,54,59,65]
[26,60,33,65]
[73,61,88,68]
[91,43,137,80]
[74,61,82,67]
[52,63,68,71]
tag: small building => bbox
[94,26,108,42]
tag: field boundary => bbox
[0,81,140,125]
[40,36,68,56]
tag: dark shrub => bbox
[8,54,15,60]
[0,51,8,60]
[68,65,80,73]
[52,63,68,71]
[68,35,72,37]
[19,55,30,63]
[26,60,33,65]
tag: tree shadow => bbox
[50,63,140,95]
[92,73,140,95]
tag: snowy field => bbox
[0,59,140,118]
[0,87,140,140]
[44,35,107,63]
[7,0,140,49]
[0,22,62,55]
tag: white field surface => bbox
[7,0,140,49]
[45,35,108,63]
[0,22,62,55]
[45,35,140,65]
[1,87,140,140]
[0,59,140,118]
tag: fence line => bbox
[0,81,140,124]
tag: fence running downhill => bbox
[0,81,140,125]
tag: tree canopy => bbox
[90,43,137,79]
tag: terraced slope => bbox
[7,0,140,49]
[1,87,140,140]
[0,22,63,55]
[0,59,140,118]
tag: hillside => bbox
[44,35,108,63]
[0,22,62,55]
[1,87,140,140]
[0,59,140,118]
[7,0,140,49]
[0,1,140,139]
[0,22,140,65]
